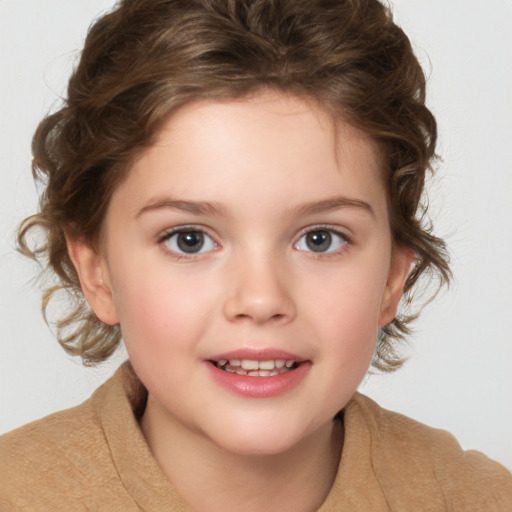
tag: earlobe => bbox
[65,235,119,326]
[378,246,415,327]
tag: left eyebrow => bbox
[135,197,226,218]
[292,196,376,219]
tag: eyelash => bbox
[294,225,351,258]
[157,224,352,259]
[158,225,219,259]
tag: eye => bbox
[295,228,347,253]
[161,228,217,255]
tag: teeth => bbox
[215,358,299,375]
[241,359,259,370]
[239,359,296,370]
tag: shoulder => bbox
[0,368,136,510]
[0,390,101,454]
[348,393,512,511]
[0,400,97,508]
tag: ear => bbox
[65,235,119,326]
[378,246,415,327]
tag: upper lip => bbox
[208,348,307,363]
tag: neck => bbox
[140,397,344,512]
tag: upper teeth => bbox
[218,359,295,370]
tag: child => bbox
[1,0,511,510]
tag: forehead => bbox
[111,91,388,222]
[153,92,382,167]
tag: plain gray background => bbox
[1,1,511,469]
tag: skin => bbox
[68,91,413,511]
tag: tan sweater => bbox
[1,362,511,511]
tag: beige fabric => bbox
[1,362,511,511]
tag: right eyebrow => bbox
[135,196,227,218]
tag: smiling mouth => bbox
[210,359,300,377]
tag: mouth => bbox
[209,358,301,377]
[206,351,311,397]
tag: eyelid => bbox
[157,224,220,257]
[295,224,352,242]
[158,224,217,240]
[294,224,352,255]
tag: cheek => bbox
[108,256,216,358]
[303,257,389,362]
[310,262,388,329]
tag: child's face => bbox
[76,91,411,455]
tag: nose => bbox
[222,254,296,325]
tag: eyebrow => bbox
[135,195,375,219]
[136,197,226,218]
[292,196,376,219]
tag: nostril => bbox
[223,288,296,325]
[233,313,252,320]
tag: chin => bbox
[205,416,321,458]
[215,435,300,457]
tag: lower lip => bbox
[206,361,311,398]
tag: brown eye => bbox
[295,229,347,253]
[163,229,216,254]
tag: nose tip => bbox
[222,264,296,325]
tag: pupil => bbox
[177,231,204,253]
[306,230,331,252]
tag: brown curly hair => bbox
[18,0,450,370]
